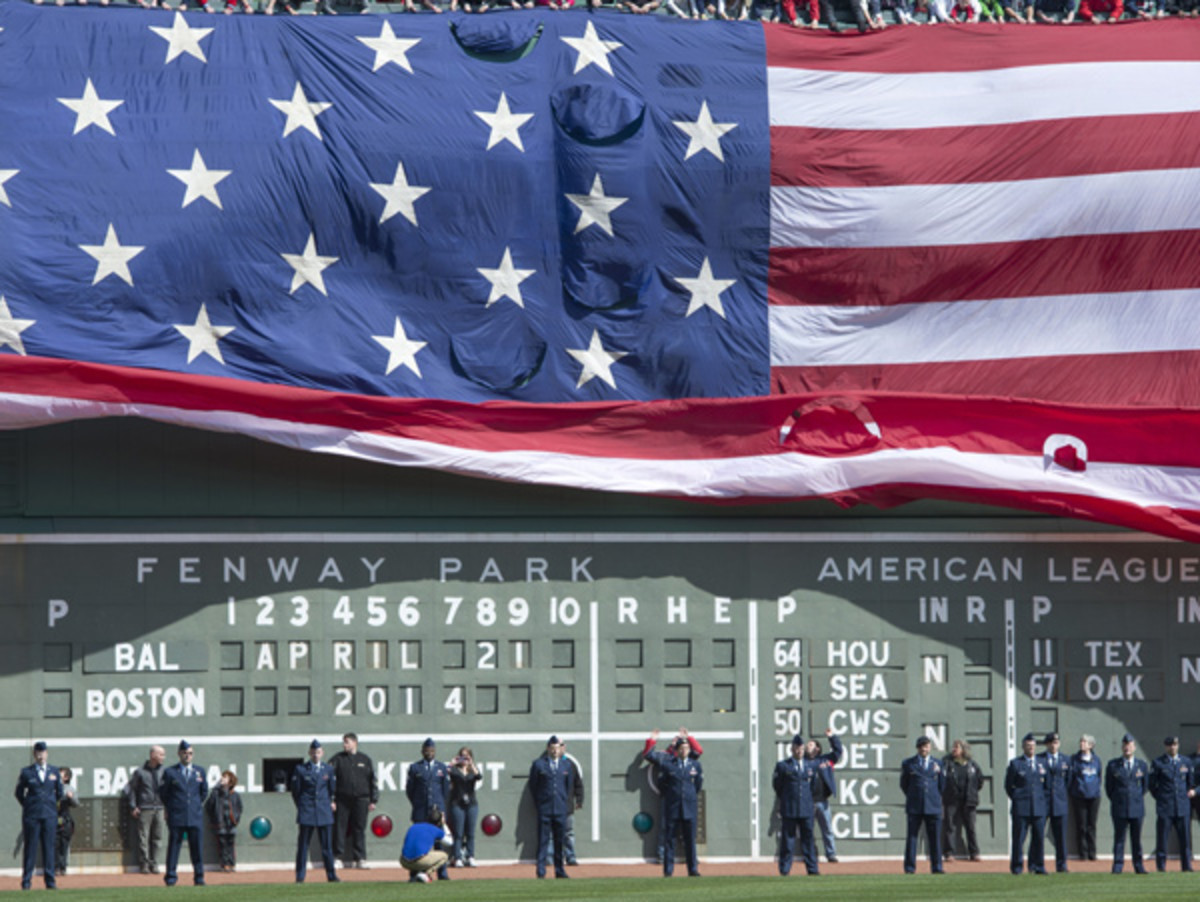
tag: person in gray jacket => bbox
[125,745,166,874]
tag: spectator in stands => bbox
[978,0,1005,17]
[666,0,705,17]
[1077,0,1122,17]
[1035,0,1077,20]
[926,0,955,21]
[1126,0,1158,15]
[887,0,921,24]
[623,0,661,12]
[952,0,981,19]
[1002,0,1035,22]
[859,0,889,26]
[812,0,846,29]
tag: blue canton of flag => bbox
[0,5,769,402]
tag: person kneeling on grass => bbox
[401,805,451,883]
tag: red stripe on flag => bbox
[6,354,1200,465]
[9,356,1200,540]
[0,354,789,461]
[767,231,1200,307]
[771,352,1200,408]
[771,114,1200,189]
[763,20,1200,71]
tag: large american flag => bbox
[2,6,1200,539]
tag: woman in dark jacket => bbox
[1068,734,1102,861]
[941,739,985,860]
[204,770,244,872]
[55,767,80,875]
[447,746,482,867]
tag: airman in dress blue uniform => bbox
[14,741,63,891]
[900,736,945,874]
[406,737,450,881]
[1149,735,1195,872]
[643,729,704,878]
[1106,732,1149,874]
[291,739,340,883]
[1004,732,1047,874]
[158,739,208,887]
[530,735,575,879]
[1036,731,1072,872]
[407,738,449,823]
[773,729,843,876]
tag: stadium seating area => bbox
[23,0,1200,26]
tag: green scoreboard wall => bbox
[1,421,1198,864]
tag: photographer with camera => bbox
[400,805,451,884]
[448,747,481,867]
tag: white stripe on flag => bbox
[767,62,1200,130]
[769,168,1200,249]
[769,289,1200,367]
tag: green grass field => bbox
[7,874,1199,901]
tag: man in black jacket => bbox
[125,745,166,874]
[329,732,379,869]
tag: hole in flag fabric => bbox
[451,18,543,62]
[1043,434,1089,473]
[780,398,881,455]
[552,84,645,147]
[450,313,547,392]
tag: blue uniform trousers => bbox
[1112,815,1145,873]
[165,825,204,885]
[1045,813,1068,871]
[21,816,57,889]
[778,816,818,875]
[1010,815,1045,874]
[904,813,943,873]
[662,814,698,877]
[536,812,568,878]
[296,824,337,882]
[1155,815,1193,871]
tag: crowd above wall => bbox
[22,0,1200,29]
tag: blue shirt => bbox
[401,822,445,861]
